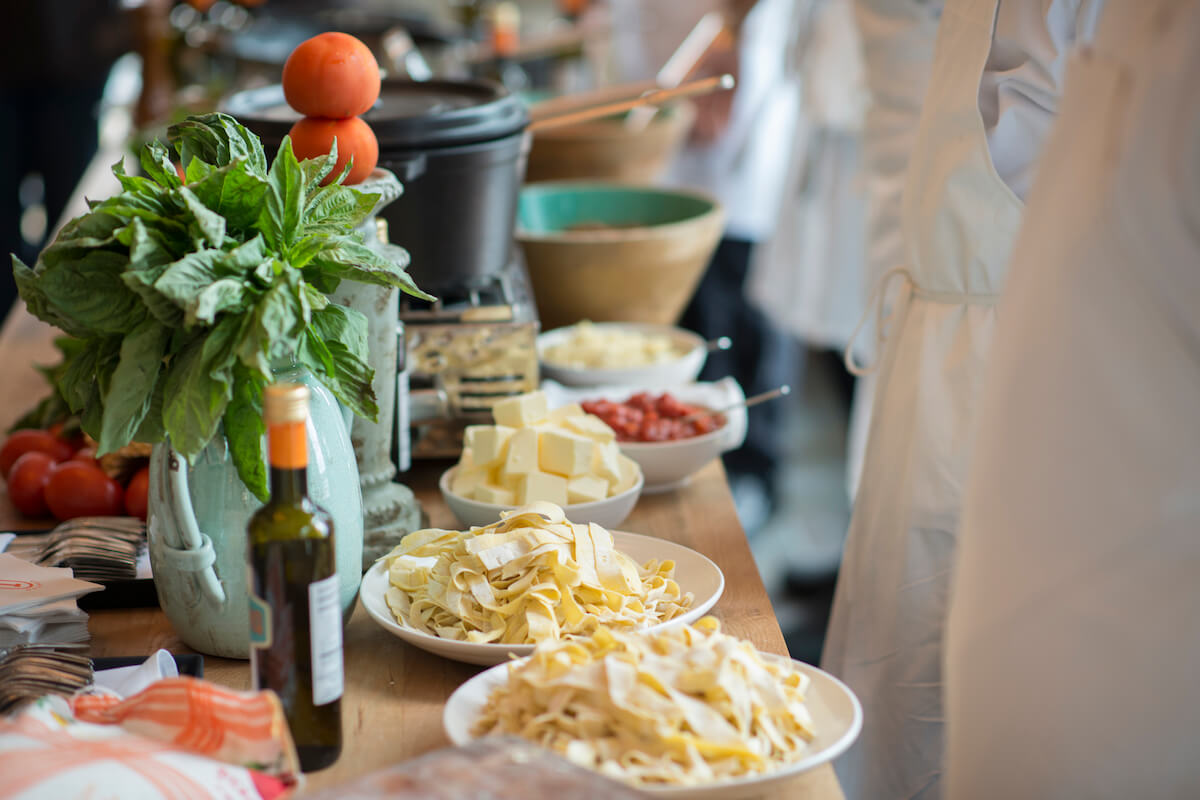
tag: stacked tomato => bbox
[282,32,381,185]
[581,393,725,443]
[0,428,148,521]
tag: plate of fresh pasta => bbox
[360,502,723,665]
[442,618,863,798]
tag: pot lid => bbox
[225,79,528,150]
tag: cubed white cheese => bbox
[592,441,622,484]
[517,470,569,506]
[474,483,515,506]
[502,427,539,476]
[464,425,515,466]
[492,391,549,428]
[563,413,617,444]
[538,429,595,477]
[567,475,609,504]
[544,403,584,424]
[451,465,490,497]
[612,453,641,495]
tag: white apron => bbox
[821,0,1023,796]
[946,1,1200,796]
[845,0,943,497]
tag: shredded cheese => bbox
[383,502,692,644]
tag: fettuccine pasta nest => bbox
[472,618,818,786]
[384,502,693,644]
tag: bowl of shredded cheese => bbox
[443,618,863,798]
[361,502,724,665]
[538,321,707,388]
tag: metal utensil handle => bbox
[527,74,736,133]
[678,385,792,426]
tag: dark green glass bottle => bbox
[247,383,343,772]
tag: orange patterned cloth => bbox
[71,676,299,778]
[0,678,299,800]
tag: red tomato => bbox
[8,451,57,517]
[0,430,74,479]
[124,466,150,521]
[67,446,99,468]
[44,461,124,520]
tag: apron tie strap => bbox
[844,266,914,377]
[844,266,1003,377]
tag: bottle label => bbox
[308,575,344,706]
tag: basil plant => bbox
[12,113,431,501]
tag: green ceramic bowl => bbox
[515,182,724,329]
[518,183,718,238]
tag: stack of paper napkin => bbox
[0,554,102,648]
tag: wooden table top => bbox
[0,306,844,798]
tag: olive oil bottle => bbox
[247,383,343,772]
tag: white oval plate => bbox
[361,530,725,666]
[442,652,863,799]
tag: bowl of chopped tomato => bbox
[548,379,747,493]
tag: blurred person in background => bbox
[820,0,1107,797]
[0,1,131,315]
[946,1,1200,796]
[746,0,867,392]
[608,0,805,531]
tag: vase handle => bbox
[159,445,227,605]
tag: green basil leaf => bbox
[223,365,268,502]
[309,239,433,300]
[55,208,127,246]
[302,282,329,312]
[121,220,186,328]
[179,186,226,248]
[299,326,335,378]
[162,319,239,460]
[97,319,168,455]
[139,139,183,189]
[303,182,378,233]
[170,112,268,176]
[152,250,225,314]
[235,274,305,379]
[300,139,338,191]
[57,339,105,413]
[308,303,377,421]
[133,378,166,444]
[185,160,270,232]
[20,250,147,337]
[259,137,305,253]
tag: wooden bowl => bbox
[525,103,695,184]
[516,182,724,330]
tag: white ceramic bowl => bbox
[537,323,706,388]
[361,530,725,666]
[439,465,643,530]
[542,378,748,493]
[443,652,864,799]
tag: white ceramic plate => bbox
[537,323,707,388]
[442,653,863,799]
[361,530,725,666]
[439,465,642,530]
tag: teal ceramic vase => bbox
[146,362,364,659]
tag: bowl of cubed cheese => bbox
[440,389,644,529]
